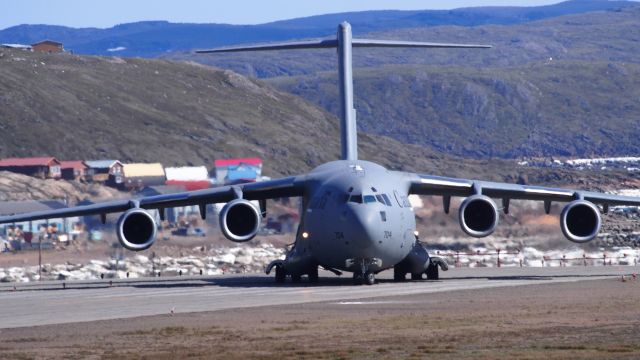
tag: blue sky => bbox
[3,0,573,29]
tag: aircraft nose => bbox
[344,204,379,250]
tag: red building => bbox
[59,161,88,181]
[31,40,64,53]
[0,157,61,179]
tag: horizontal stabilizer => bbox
[196,39,338,53]
[352,38,491,49]
[196,39,490,53]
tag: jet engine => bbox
[117,208,157,251]
[219,199,261,242]
[560,200,601,243]
[459,195,499,238]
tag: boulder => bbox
[134,255,149,264]
[235,255,253,266]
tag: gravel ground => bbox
[0,278,639,359]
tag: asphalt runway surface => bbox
[0,266,636,329]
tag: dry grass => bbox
[1,278,639,359]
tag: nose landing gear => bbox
[350,258,378,285]
[352,271,376,285]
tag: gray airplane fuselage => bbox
[290,160,416,273]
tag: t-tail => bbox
[197,22,491,161]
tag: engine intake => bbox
[117,208,157,251]
[219,199,261,242]
[459,195,499,238]
[560,200,601,243]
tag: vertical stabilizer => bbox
[337,22,358,161]
[196,23,490,162]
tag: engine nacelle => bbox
[117,208,157,251]
[560,200,601,243]
[459,195,499,238]
[219,199,261,242]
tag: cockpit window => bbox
[364,195,376,204]
[349,193,392,206]
[349,194,363,204]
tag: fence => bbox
[433,249,640,268]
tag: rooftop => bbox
[59,161,87,169]
[0,157,59,167]
[214,158,262,167]
[85,160,121,169]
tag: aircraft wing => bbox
[407,173,640,207]
[0,176,305,224]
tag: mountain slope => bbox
[179,6,640,159]
[270,61,640,159]
[183,5,640,77]
[2,48,635,189]
[0,1,635,57]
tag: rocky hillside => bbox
[270,61,640,158]
[183,5,640,159]
[0,171,122,203]
[1,48,639,190]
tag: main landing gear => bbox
[393,256,448,282]
[270,262,319,284]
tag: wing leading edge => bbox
[0,175,305,224]
[407,173,640,208]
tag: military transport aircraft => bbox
[2,22,640,285]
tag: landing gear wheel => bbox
[364,272,376,286]
[411,273,423,281]
[352,272,363,285]
[393,267,406,282]
[308,267,319,283]
[291,274,302,283]
[275,266,286,283]
[426,262,439,280]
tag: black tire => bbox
[275,266,286,283]
[308,267,319,283]
[411,273,423,281]
[393,267,406,282]
[352,272,363,285]
[426,262,439,280]
[364,272,376,285]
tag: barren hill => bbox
[184,5,640,159]
[1,49,638,191]
[0,49,496,180]
[0,171,122,203]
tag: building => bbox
[0,200,80,249]
[59,161,88,182]
[214,158,262,185]
[165,166,210,191]
[85,160,123,186]
[0,157,61,179]
[31,40,63,53]
[122,163,166,190]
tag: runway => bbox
[0,266,635,329]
